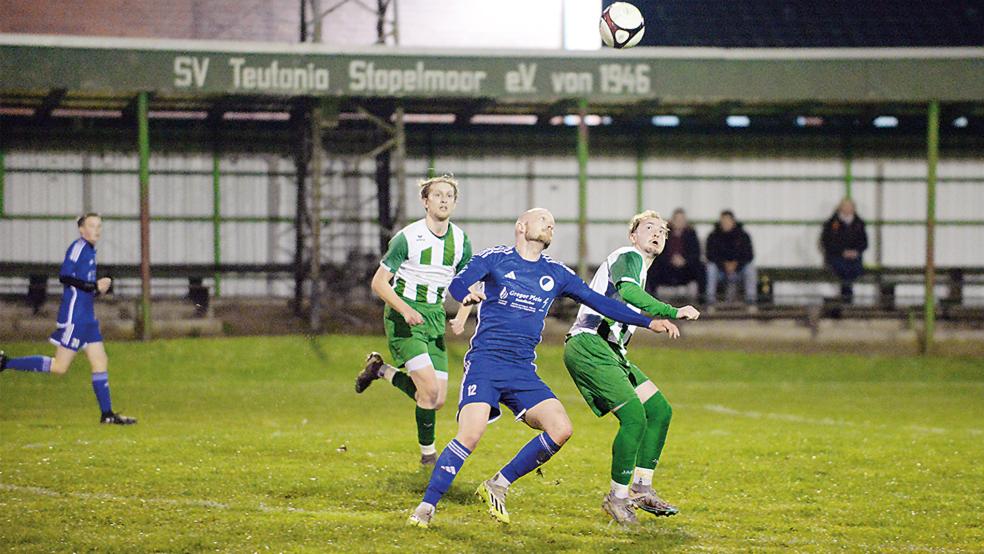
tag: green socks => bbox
[611,398,647,485]
[636,391,673,470]
[391,371,436,447]
[416,405,436,447]
[390,370,417,401]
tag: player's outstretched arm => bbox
[449,284,483,334]
[615,282,700,320]
[649,319,680,338]
[449,255,490,306]
[370,265,424,326]
[565,278,653,329]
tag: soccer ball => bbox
[599,2,645,49]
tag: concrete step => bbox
[1,299,210,321]
[0,317,222,341]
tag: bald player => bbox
[406,208,679,528]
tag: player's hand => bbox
[401,307,424,326]
[648,319,680,338]
[97,277,112,295]
[462,290,486,306]
[676,305,700,320]
[450,317,467,335]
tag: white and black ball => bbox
[600,2,645,49]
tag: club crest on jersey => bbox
[539,275,555,291]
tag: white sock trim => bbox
[611,480,630,499]
[382,366,397,382]
[420,443,437,456]
[491,472,511,488]
[633,467,654,488]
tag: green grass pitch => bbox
[2,335,982,552]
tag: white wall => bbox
[2,147,982,297]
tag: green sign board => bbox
[2,35,984,104]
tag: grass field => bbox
[2,335,983,552]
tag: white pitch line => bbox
[0,483,231,510]
[693,403,982,436]
[0,483,376,519]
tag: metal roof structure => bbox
[2,34,983,119]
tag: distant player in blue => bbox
[406,208,678,527]
[0,213,136,425]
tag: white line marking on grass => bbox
[700,404,854,427]
[0,483,375,519]
[21,438,137,450]
[693,403,982,436]
[0,483,231,509]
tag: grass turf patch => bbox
[2,335,982,552]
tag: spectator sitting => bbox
[821,197,868,304]
[705,210,757,307]
[647,208,705,302]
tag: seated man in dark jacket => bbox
[647,208,705,301]
[821,198,868,303]
[705,210,757,306]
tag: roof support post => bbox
[137,91,152,340]
[576,98,589,278]
[212,123,222,298]
[922,100,940,354]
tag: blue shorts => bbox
[49,322,103,352]
[458,357,557,422]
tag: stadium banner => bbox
[2,35,983,103]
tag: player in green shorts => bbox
[355,175,473,465]
[564,210,700,525]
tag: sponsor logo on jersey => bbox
[504,271,516,279]
[539,275,555,291]
[499,288,509,300]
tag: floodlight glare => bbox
[652,115,680,127]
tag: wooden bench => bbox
[549,264,984,322]
[757,266,983,312]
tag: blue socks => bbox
[5,357,115,416]
[499,432,561,483]
[423,439,471,506]
[420,433,563,507]
[6,355,52,373]
[91,372,113,414]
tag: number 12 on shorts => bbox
[467,384,477,397]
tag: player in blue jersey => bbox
[0,213,136,425]
[406,208,679,528]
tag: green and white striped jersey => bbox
[381,219,472,305]
[568,246,649,351]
